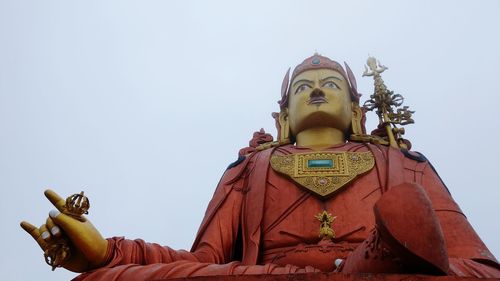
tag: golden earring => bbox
[351,103,364,136]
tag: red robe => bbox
[75,143,500,280]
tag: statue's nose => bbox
[310,88,325,99]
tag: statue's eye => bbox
[295,84,312,94]
[323,81,340,90]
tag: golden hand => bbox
[20,189,108,273]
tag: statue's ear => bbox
[278,108,290,143]
[351,102,364,135]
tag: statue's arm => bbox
[420,162,500,276]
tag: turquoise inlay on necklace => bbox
[307,159,334,168]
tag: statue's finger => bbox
[20,221,47,250]
[46,217,62,238]
[49,209,75,230]
[44,189,66,212]
[20,221,38,237]
[39,224,51,242]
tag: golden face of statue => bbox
[288,69,352,137]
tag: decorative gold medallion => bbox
[316,210,336,240]
[270,151,375,197]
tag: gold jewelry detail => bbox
[270,151,375,197]
[65,191,90,220]
[44,239,71,271]
[44,191,90,271]
[256,139,291,151]
[315,210,336,240]
[350,134,389,146]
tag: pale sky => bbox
[1,1,499,280]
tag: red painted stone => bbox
[160,273,500,281]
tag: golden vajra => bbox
[44,191,90,271]
[362,57,414,149]
[315,210,336,240]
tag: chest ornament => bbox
[270,151,375,198]
[316,210,336,240]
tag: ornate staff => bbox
[362,57,414,149]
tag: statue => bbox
[21,54,500,280]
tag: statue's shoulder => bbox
[360,142,429,164]
[401,149,428,163]
[220,130,279,190]
[225,128,276,173]
[237,128,274,156]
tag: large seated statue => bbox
[21,54,500,280]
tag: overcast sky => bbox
[1,1,499,280]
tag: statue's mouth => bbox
[308,97,328,105]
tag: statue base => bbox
[162,273,500,281]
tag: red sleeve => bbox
[100,237,198,266]
[73,260,318,281]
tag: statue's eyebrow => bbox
[292,79,314,87]
[320,76,343,83]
